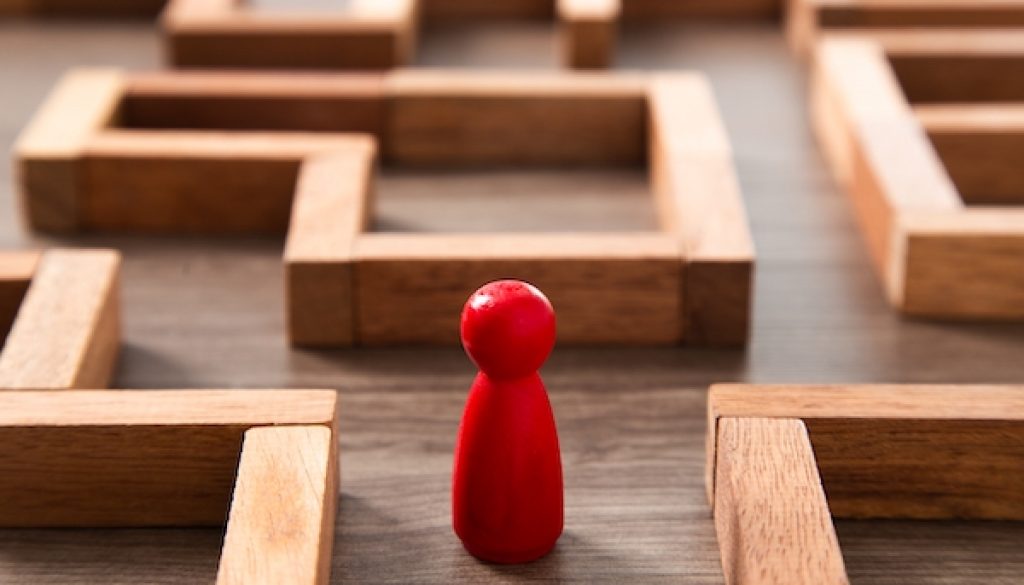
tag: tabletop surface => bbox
[1,10,1024,585]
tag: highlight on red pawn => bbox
[452,280,564,564]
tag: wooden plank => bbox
[385,70,648,166]
[0,249,120,390]
[557,0,619,69]
[354,232,684,345]
[900,209,1024,319]
[162,0,408,70]
[1,0,167,17]
[217,426,337,585]
[0,251,39,346]
[122,71,387,138]
[649,74,753,346]
[709,384,1024,520]
[419,0,555,21]
[620,0,779,20]
[787,1,1024,55]
[0,389,337,527]
[14,68,123,232]
[811,38,961,303]
[713,417,849,585]
[846,30,1024,103]
[284,149,376,347]
[916,104,1024,205]
[78,131,372,234]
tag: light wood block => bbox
[809,36,1024,317]
[707,383,1024,583]
[916,104,1024,205]
[217,426,337,585]
[713,417,848,585]
[80,131,372,234]
[0,251,39,345]
[19,69,754,346]
[787,0,1024,56]
[162,0,416,70]
[354,233,684,345]
[558,0,620,69]
[649,75,754,345]
[14,68,123,232]
[708,384,1024,519]
[0,0,167,17]
[0,249,121,390]
[385,70,648,166]
[285,150,376,347]
[0,389,339,583]
[122,72,387,137]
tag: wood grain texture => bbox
[0,0,167,17]
[0,250,38,345]
[79,131,372,234]
[916,104,1024,205]
[122,72,387,138]
[0,389,337,527]
[713,417,849,585]
[0,249,120,390]
[14,68,123,232]
[285,149,376,347]
[217,426,337,585]
[810,37,961,304]
[558,0,619,69]
[709,384,1024,520]
[384,70,648,166]
[353,232,684,345]
[901,209,1024,319]
[786,0,1024,55]
[649,74,753,345]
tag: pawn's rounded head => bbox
[460,280,556,379]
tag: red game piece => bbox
[452,280,564,564]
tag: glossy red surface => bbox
[453,281,564,563]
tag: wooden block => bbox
[162,0,410,70]
[620,0,780,20]
[649,75,754,345]
[0,251,39,345]
[916,104,1024,205]
[353,233,684,345]
[79,131,373,234]
[713,417,849,585]
[217,426,337,585]
[1,0,167,17]
[0,389,337,527]
[385,71,648,166]
[709,384,1024,519]
[811,38,961,303]
[418,0,555,21]
[123,72,387,138]
[853,30,1024,103]
[284,150,376,347]
[14,68,124,232]
[558,0,620,69]
[788,1,1024,57]
[0,249,120,390]
[900,209,1024,319]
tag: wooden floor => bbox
[1,15,1024,585]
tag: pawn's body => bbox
[453,280,564,564]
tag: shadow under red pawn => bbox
[452,280,564,564]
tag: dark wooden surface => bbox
[1,14,1024,585]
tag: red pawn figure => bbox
[453,280,564,564]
